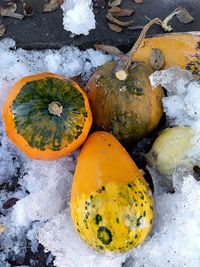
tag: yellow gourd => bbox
[70,131,154,252]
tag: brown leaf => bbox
[193,165,200,181]
[109,6,121,13]
[108,0,122,7]
[0,24,6,37]
[128,25,144,30]
[43,0,64,13]
[134,0,144,3]
[106,12,135,27]
[94,44,124,56]
[111,8,135,17]
[9,13,24,20]
[108,22,123,32]
[23,3,33,16]
[0,2,17,17]
[149,48,165,70]
[3,198,19,209]
[176,7,194,24]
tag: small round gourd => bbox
[86,19,165,144]
[2,72,92,160]
[146,126,195,176]
[86,61,164,143]
[70,131,154,252]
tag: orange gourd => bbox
[2,72,92,160]
[134,32,200,78]
[70,131,154,252]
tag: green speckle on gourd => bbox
[95,214,102,225]
[97,226,113,245]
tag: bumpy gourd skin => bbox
[70,131,154,252]
[86,62,164,143]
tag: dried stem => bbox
[115,12,177,81]
[125,18,162,70]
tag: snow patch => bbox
[61,0,96,36]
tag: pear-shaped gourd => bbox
[70,131,154,253]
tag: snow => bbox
[150,67,200,127]
[13,158,72,226]
[61,0,96,36]
[1,39,200,267]
[38,211,127,267]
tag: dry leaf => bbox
[9,13,24,19]
[176,7,194,24]
[109,6,121,13]
[134,0,144,3]
[3,198,19,209]
[108,0,122,7]
[23,3,33,16]
[0,24,6,37]
[94,44,124,56]
[0,2,17,17]
[149,48,165,70]
[111,8,135,17]
[108,22,123,32]
[43,0,64,12]
[106,12,135,27]
[193,165,200,181]
[128,25,144,30]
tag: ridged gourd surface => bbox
[12,77,87,151]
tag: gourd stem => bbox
[115,13,176,81]
[48,101,63,117]
[125,18,162,70]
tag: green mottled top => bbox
[12,77,87,151]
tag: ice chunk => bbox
[162,95,185,121]
[150,67,200,128]
[150,66,193,94]
[61,0,96,35]
[184,81,200,119]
